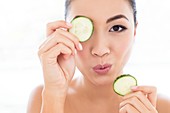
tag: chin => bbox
[92,75,115,86]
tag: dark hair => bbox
[65,0,72,20]
[64,0,137,24]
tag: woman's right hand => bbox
[38,20,82,96]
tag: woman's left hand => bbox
[119,86,158,113]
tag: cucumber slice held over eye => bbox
[113,74,137,96]
[69,16,94,42]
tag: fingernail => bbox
[78,43,83,50]
[131,86,138,90]
[66,22,72,27]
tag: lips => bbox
[92,64,112,75]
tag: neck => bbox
[78,75,122,101]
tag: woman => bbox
[27,0,170,113]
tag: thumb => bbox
[131,86,157,107]
[59,54,76,82]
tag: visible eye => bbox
[109,25,127,32]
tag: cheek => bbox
[113,33,134,59]
[119,40,132,53]
[75,48,89,66]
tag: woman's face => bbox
[68,0,137,86]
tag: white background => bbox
[0,0,170,112]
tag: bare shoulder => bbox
[156,94,170,113]
[27,85,44,113]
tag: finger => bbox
[44,43,75,82]
[123,91,154,111]
[131,86,157,107]
[46,20,72,36]
[40,29,82,53]
[39,43,72,64]
[58,54,75,82]
[39,32,76,56]
[119,104,140,113]
[120,96,148,112]
[58,29,83,51]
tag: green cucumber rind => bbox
[69,16,94,42]
[113,74,137,96]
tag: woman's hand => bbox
[38,20,82,95]
[119,86,158,113]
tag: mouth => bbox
[92,64,112,75]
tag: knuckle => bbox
[57,43,63,48]
[53,30,61,37]
[38,49,51,60]
[55,29,65,38]
[152,86,157,92]
[39,52,47,60]
[119,108,123,113]
[46,22,52,28]
[131,97,137,102]
[38,49,43,58]
[136,91,143,96]
[148,86,157,93]
[125,104,131,109]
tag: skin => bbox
[27,0,170,113]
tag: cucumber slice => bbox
[113,74,137,96]
[69,16,94,42]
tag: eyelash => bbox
[109,25,127,32]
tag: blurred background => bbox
[0,0,170,112]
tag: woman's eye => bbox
[109,25,127,32]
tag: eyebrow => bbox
[106,14,129,24]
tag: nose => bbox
[91,37,110,57]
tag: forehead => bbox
[68,0,133,23]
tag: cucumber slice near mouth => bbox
[113,74,137,96]
[69,16,94,42]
